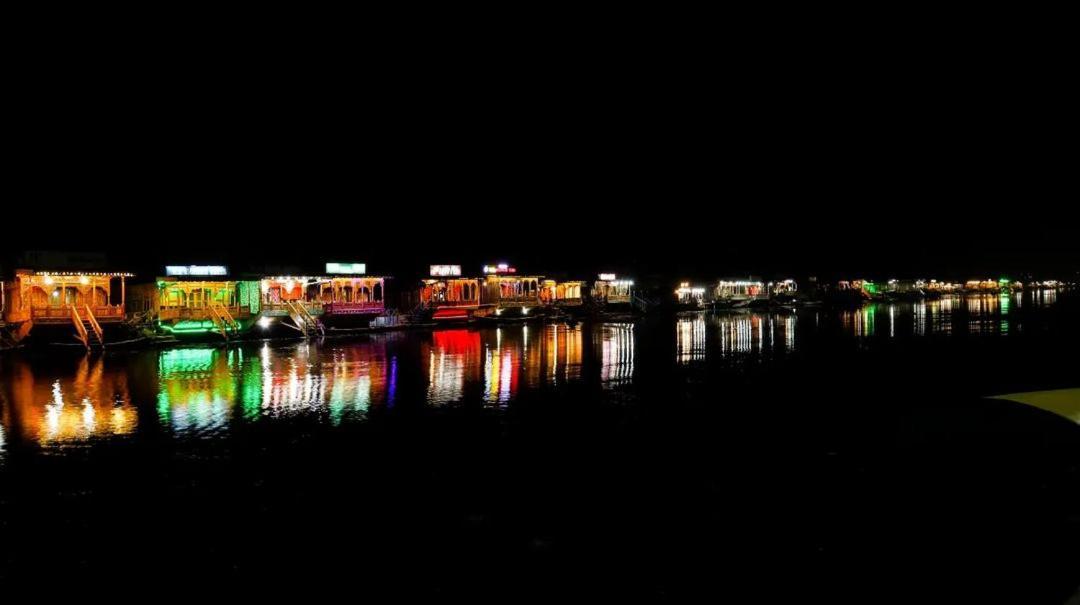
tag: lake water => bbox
[1,291,1078,600]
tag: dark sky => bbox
[6,24,1076,283]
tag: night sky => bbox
[6,33,1075,284]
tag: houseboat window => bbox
[342,285,354,303]
[93,287,108,307]
[374,282,382,302]
[31,287,48,308]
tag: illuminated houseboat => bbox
[420,263,543,322]
[714,278,766,307]
[767,279,798,297]
[675,282,708,309]
[480,264,542,319]
[420,265,481,322]
[258,274,324,336]
[925,279,962,293]
[127,265,260,340]
[964,279,1001,293]
[258,263,388,334]
[540,279,585,308]
[592,274,634,306]
[1,269,132,348]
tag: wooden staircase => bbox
[71,305,104,350]
[207,302,240,340]
[285,300,323,337]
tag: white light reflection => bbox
[600,323,635,387]
[676,317,706,362]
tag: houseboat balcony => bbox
[32,305,126,324]
[605,295,633,304]
[158,306,252,321]
[323,301,385,315]
[425,299,480,309]
[496,295,541,308]
[261,301,324,317]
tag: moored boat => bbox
[1,268,133,348]
[127,265,259,341]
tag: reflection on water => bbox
[676,317,706,363]
[679,312,797,362]
[834,292,1056,339]
[424,324,587,405]
[157,347,239,435]
[4,356,136,446]
[598,323,634,387]
[0,290,1069,458]
[426,329,480,404]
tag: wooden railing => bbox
[32,305,124,322]
[423,299,479,309]
[263,301,323,315]
[71,306,89,349]
[323,301,384,315]
[158,306,251,321]
[84,306,104,343]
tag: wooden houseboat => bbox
[675,282,708,309]
[257,263,388,334]
[420,265,482,322]
[963,279,1000,293]
[258,275,324,336]
[420,263,543,322]
[592,274,634,306]
[1,269,132,348]
[714,278,766,307]
[127,265,260,340]
[480,264,542,319]
[540,279,585,308]
[767,279,798,297]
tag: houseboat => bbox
[310,263,388,330]
[675,282,709,310]
[127,265,260,340]
[826,279,874,306]
[592,274,634,307]
[258,274,324,336]
[713,278,766,308]
[259,270,390,335]
[540,279,585,309]
[420,265,482,322]
[420,263,543,322]
[767,279,798,297]
[1,269,132,348]
[479,264,543,320]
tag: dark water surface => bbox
[2,292,1079,601]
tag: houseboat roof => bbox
[16,268,134,277]
[262,275,392,281]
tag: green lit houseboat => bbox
[127,265,260,340]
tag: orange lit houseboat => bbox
[1,269,132,348]
[420,263,543,322]
[540,279,585,309]
[127,265,260,340]
[421,265,481,322]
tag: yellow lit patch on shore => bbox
[990,389,1080,424]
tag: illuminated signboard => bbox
[483,263,516,274]
[325,262,366,275]
[598,273,617,281]
[165,265,228,277]
[430,265,462,277]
